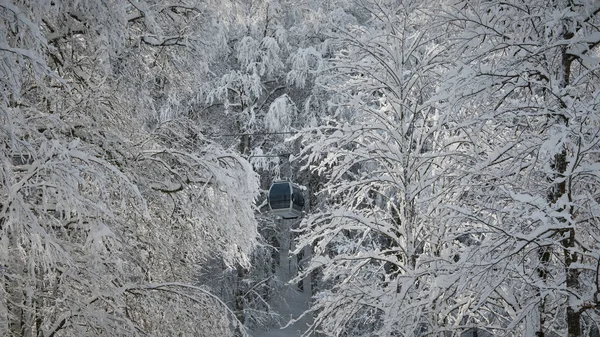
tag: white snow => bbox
[254,286,311,337]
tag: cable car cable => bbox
[209,130,308,138]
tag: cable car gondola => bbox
[268,181,305,219]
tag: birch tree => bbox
[433,0,600,335]
[294,1,461,335]
[294,0,600,336]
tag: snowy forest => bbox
[1,0,600,336]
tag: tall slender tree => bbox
[433,0,600,335]
[294,1,462,335]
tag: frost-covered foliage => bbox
[295,1,459,335]
[0,1,259,336]
[2,0,598,336]
[197,2,358,331]
[296,0,600,336]
[202,0,353,157]
[434,1,600,335]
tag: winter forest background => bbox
[1,0,600,336]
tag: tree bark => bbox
[557,14,579,336]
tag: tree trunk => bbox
[557,17,579,336]
[234,265,246,325]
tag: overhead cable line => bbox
[248,153,291,158]
[210,130,305,138]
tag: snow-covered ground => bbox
[253,285,311,337]
[254,219,312,337]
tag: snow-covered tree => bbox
[4,0,597,336]
[1,1,259,336]
[434,0,600,336]
[293,1,462,335]
[293,0,600,336]
[196,1,358,331]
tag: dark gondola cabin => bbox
[268,181,305,219]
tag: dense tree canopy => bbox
[1,0,599,336]
[1,1,259,336]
